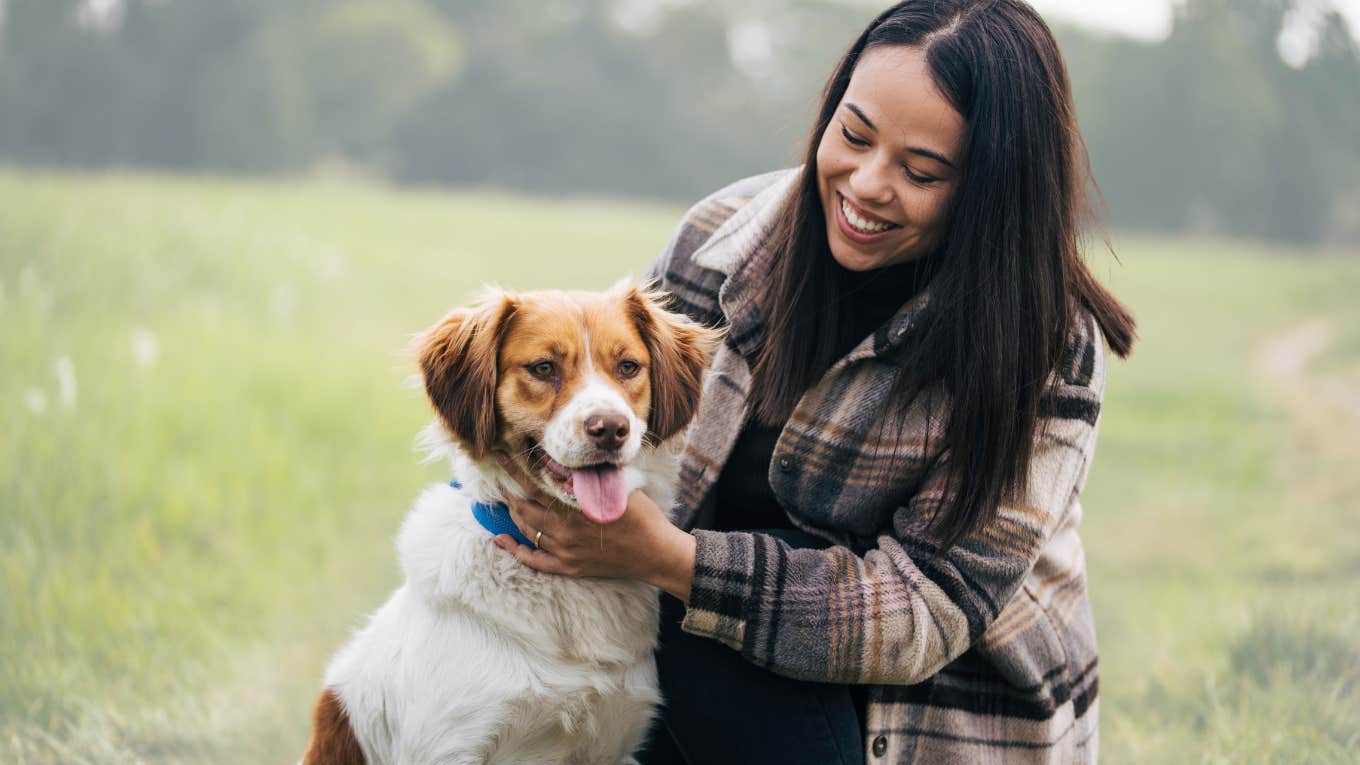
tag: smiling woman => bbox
[494,1,1137,763]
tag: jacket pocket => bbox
[974,585,1070,712]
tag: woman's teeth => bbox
[842,197,894,234]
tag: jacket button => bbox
[871,735,888,757]
[777,455,794,473]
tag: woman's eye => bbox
[904,165,939,185]
[841,125,869,148]
[529,361,556,379]
[617,360,641,378]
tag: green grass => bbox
[1081,239,1360,762]
[1,170,1357,763]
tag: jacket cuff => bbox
[680,529,758,652]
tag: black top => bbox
[711,256,934,532]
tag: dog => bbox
[301,284,716,765]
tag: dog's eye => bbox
[617,360,641,378]
[528,361,556,380]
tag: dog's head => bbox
[415,283,717,523]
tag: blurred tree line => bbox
[0,0,1356,245]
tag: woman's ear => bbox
[413,290,518,459]
[625,285,721,442]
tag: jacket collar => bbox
[691,168,933,365]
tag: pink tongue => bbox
[571,465,628,523]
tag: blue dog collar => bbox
[450,479,536,549]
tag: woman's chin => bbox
[828,240,901,271]
[828,231,932,272]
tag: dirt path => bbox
[1255,317,1359,573]
[1258,318,1360,423]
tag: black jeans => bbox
[637,529,866,765]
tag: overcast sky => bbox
[1031,0,1360,66]
[1029,0,1183,40]
[1031,0,1360,48]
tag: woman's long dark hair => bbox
[749,0,1137,551]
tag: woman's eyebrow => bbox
[844,101,956,169]
[846,102,878,132]
[907,146,955,169]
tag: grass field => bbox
[1,169,1357,763]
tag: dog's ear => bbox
[413,290,518,459]
[625,284,721,442]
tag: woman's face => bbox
[815,45,965,271]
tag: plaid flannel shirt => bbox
[648,168,1104,763]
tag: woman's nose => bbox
[848,154,895,205]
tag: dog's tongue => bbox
[572,465,628,523]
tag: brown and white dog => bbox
[302,284,716,765]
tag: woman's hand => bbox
[492,453,697,603]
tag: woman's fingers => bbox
[504,495,537,542]
[505,493,583,555]
[493,535,573,575]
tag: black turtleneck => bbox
[710,255,934,533]
[831,255,935,360]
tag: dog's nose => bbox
[585,413,630,450]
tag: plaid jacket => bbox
[648,169,1104,763]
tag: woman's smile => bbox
[835,192,902,242]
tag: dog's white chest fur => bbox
[321,454,675,765]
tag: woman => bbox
[491,1,1136,762]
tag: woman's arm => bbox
[679,313,1108,686]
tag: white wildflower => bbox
[25,388,47,414]
[55,356,77,410]
[132,328,160,369]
